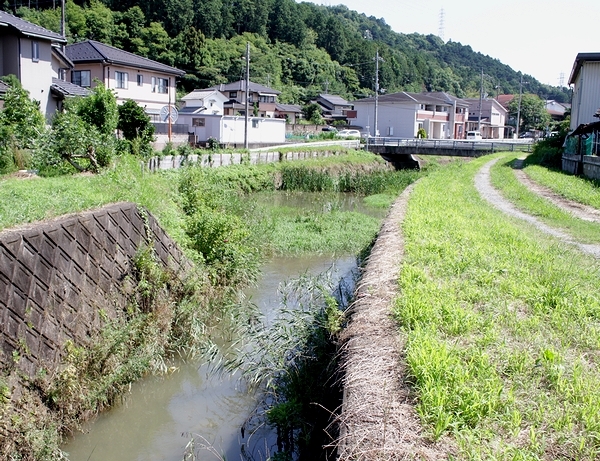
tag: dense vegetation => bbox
[10,0,570,105]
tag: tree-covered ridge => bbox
[11,0,570,104]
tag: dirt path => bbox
[335,183,452,461]
[512,159,600,223]
[475,158,600,258]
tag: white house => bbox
[569,52,600,131]
[351,91,469,139]
[180,89,228,116]
[0,11,66,120]
[180,114,286,147]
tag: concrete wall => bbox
[0,202,191,379]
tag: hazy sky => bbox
[305,0,600,87]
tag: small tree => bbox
[303,103,324,125]
[76,81,119,136]
[117,99,155,156]
[508,94,551,133]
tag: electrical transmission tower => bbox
[438,8,445,41]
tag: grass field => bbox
[395,153,600,460]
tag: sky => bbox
[305,0,600,88]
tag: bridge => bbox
[366,137,534,169]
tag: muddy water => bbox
[63,259,361,460]
[62,192,382,460]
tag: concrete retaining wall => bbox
[0,202,191,379]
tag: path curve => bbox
[335,183,451,460]
[475,158,600,258]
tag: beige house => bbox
[0,10,66,120]
[211,80,281,118]
[65,40,185,121]
[463,98,508,139]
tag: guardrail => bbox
[365,137,534,152]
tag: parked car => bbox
[337,129,361,138]
[466,130,482,140]
[321,125,337,132]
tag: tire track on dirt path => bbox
[475,158,600,258]
[512,159,600,223]
[335,182,452,461]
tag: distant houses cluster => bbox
[0,10,579,150]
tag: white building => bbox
[351,91,469,139]
[179,114,286,147]
[463,98,508,139]
[180,89,229,116]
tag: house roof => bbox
[181,89,227,101]
[50,77,90,98]
[51,45,74,68]
[496,94,514,109]
[569,52,600,85]
[211,80,281,95]
[276,103,303,113]
[179,106,208,115]
[65,40,185,76]
[0,10,65,42]
[318,94,351,107]
[353,91,469,107]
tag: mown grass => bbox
[395,154,600,460]
[489,156,600,244]
[523,162,600,209]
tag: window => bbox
[252,119,259,128]
[115,71,128,89]
[72,70,91,87]
[137,74,143,86]
[151,76,156,92]
[230,91,238,99]
[192,118,205,127]
[157,77,168,94]
[32,41,40,62]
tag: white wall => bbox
[354,101,419,138]
[182,114,286,145]
[19,37,54,120]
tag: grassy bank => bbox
[489,155,600,244]
[396,154,600,459]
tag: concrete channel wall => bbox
[0,202,191,379]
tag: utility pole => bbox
[477,68,483,132]
[374,50,383,137]
[244,42,250,150]
[60,0,65,51]
[516,74,527,139]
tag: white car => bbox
[466,131,482,140]
[337,129,361,138]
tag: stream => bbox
[62,192,382,461]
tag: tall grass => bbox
[489,156,600,243]
[396,154,600,459]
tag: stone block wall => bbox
[0,202,191,378]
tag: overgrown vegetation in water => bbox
[396,154,600,459]
[1,150,422,460]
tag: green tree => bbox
[303,103,323,125]
[117,99,155,156]
[508,93,551,133]
[75,82,119,136]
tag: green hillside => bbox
[11,0,570,103]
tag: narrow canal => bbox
[62,193,385,461]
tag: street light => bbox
[516,74,528,139]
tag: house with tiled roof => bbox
[314,94,353,122]
[350,91,469,139]
[275,103,303,124]
[65,40,185,121]
[211,80,281,118]
[0,10,67,118]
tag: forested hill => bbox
[12,0,570,104]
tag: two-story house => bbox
[211,80,281,118]
[463,98,508,139]
[0,10,66,119]
[64,40,185,121]
[313,94,353,123]
[350,91,468,139]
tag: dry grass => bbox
[333,183,454,460]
